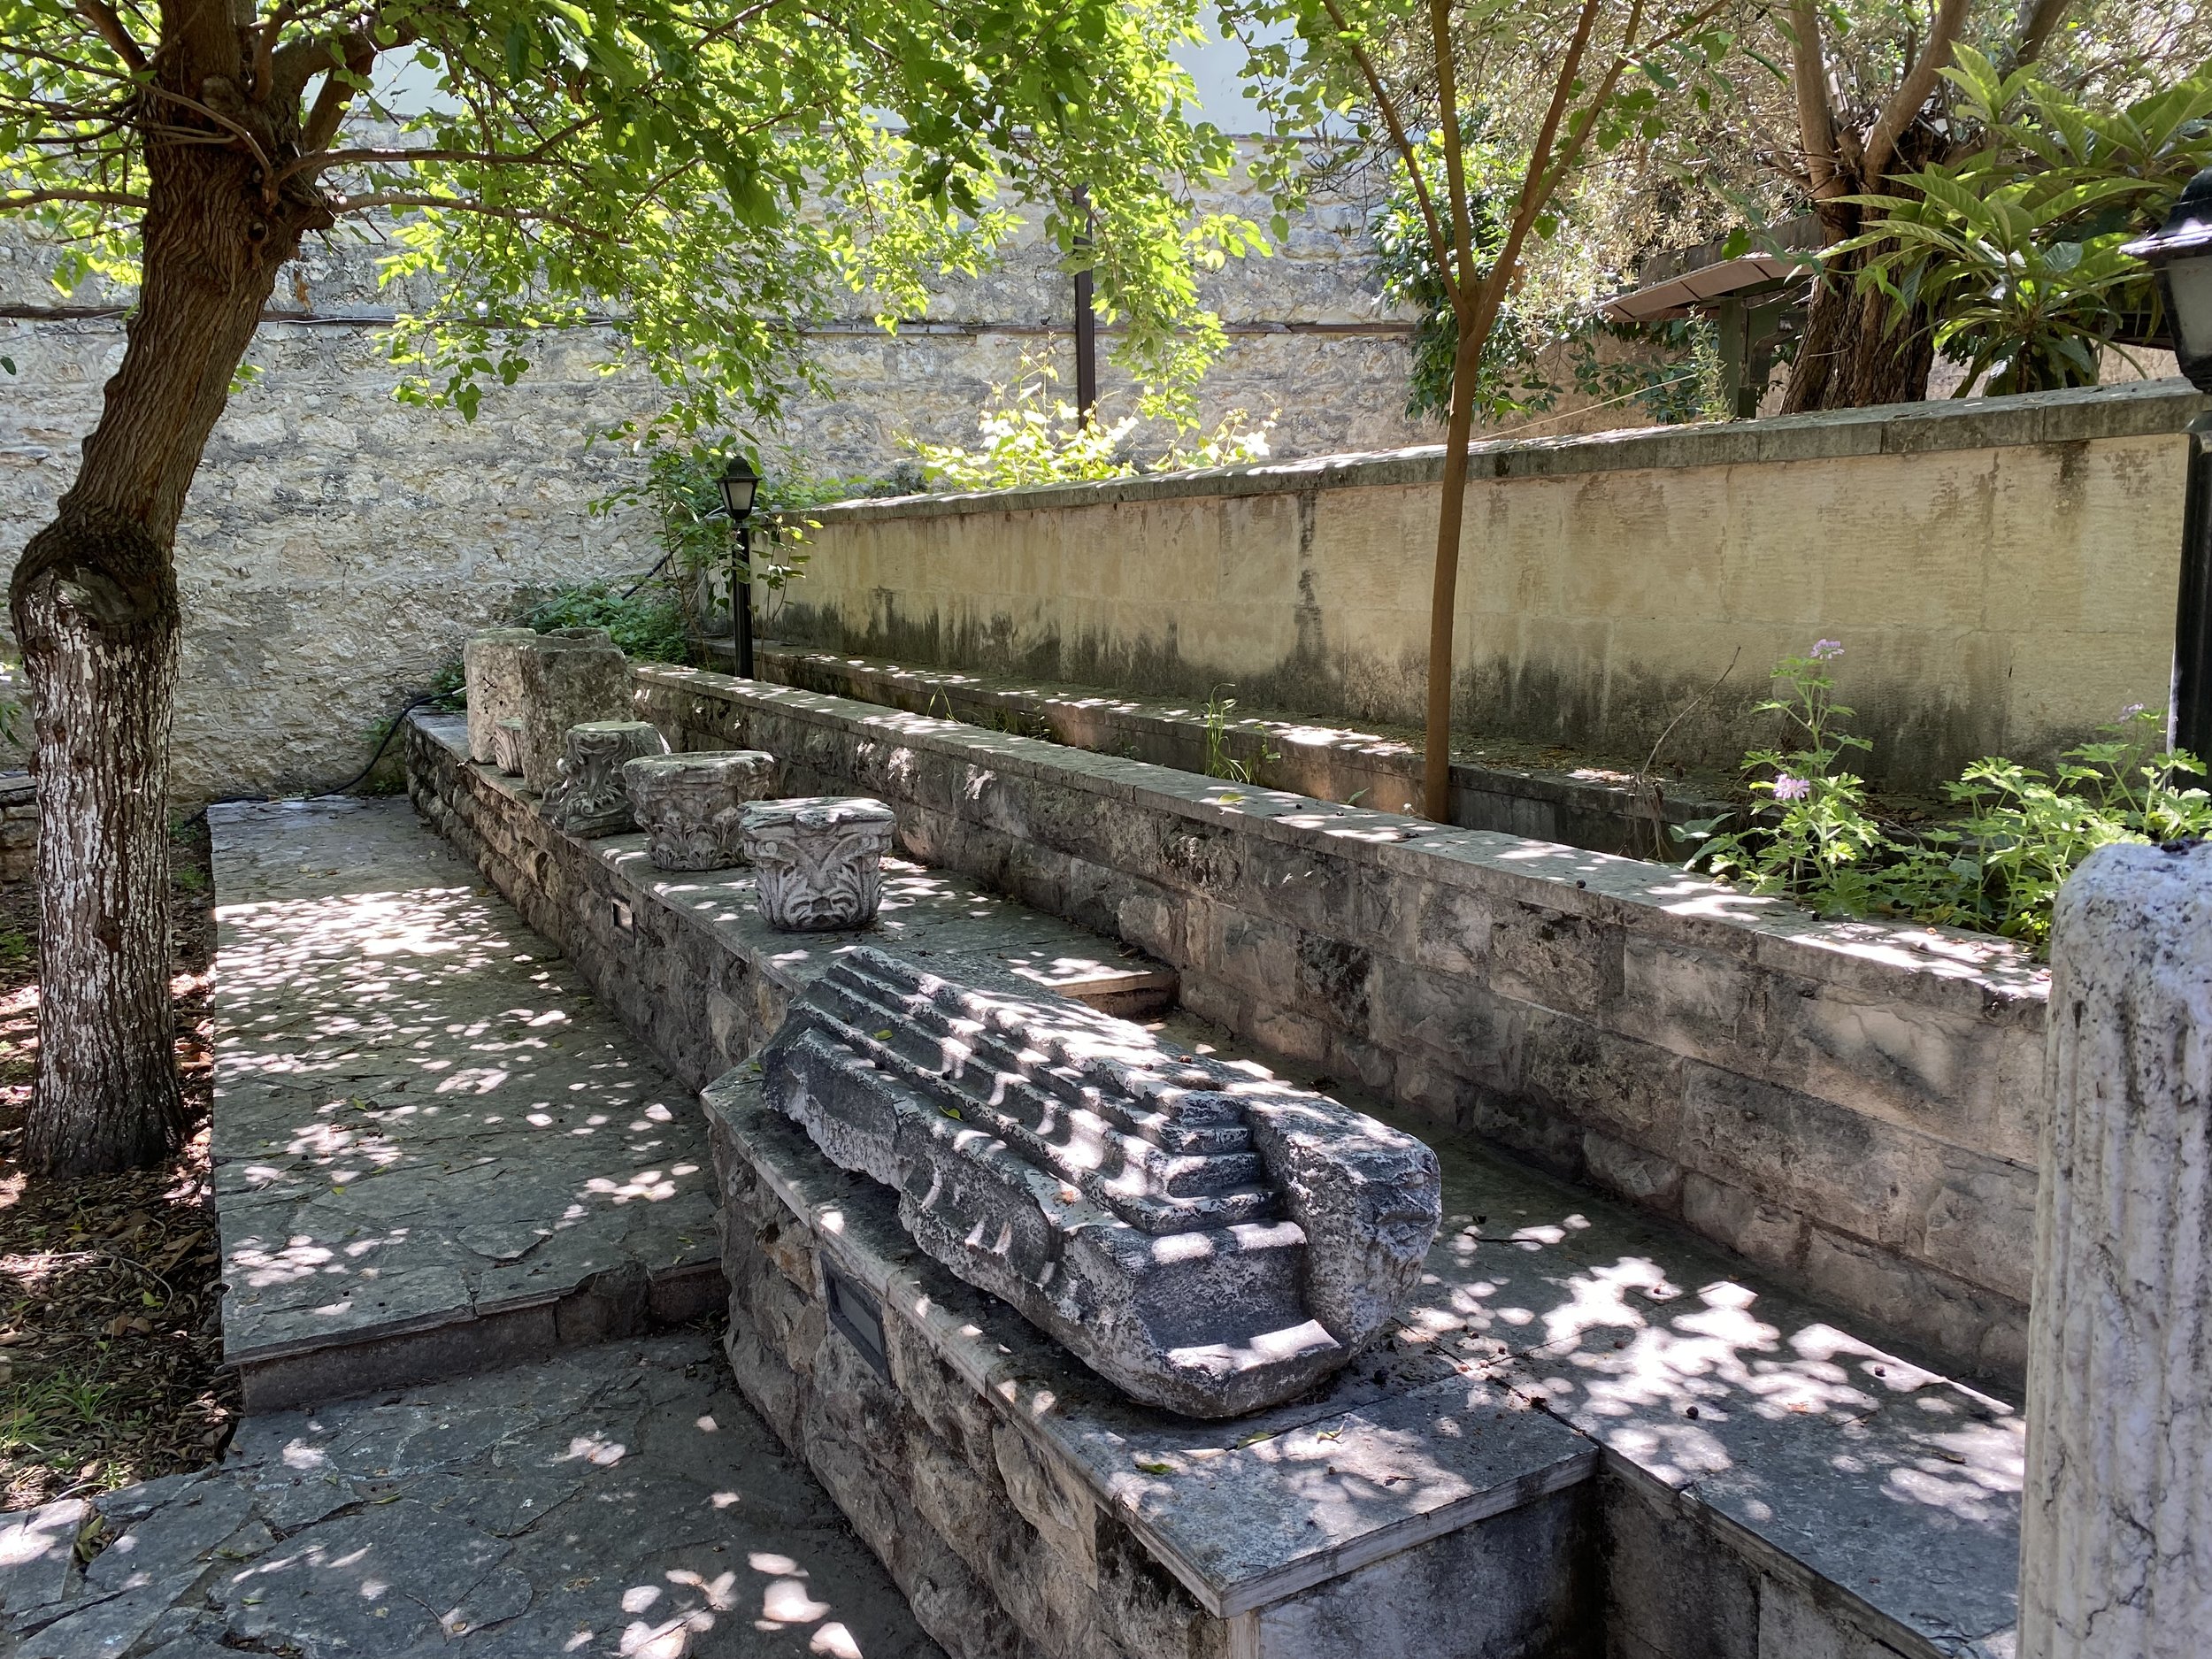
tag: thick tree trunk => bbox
[12,512,186,1171]
[1782,251,1937,412]
[10,3,327,1172]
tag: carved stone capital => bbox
[462,628,539,767]
[539,721,668,838]
[623,750,779,872]
[741,796,895,932]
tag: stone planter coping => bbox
[636,666,2050,1019]
[772,379,2207,527]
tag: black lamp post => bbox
[2125,166,2212,757]
[716,454,760,680]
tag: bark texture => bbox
[11,0,332,1171]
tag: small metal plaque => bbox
[611,896,634,933]
[823,1262,891,1380]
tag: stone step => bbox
[209,798,724,1413]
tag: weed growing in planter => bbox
[1202,687,1279,786]
[1679,648,2212,952]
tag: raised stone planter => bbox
[639,666,2050,1385]
[538,720,666,837]
[622,749,778,871]
[515,628,630,792]
[759,947,1441,1416]
[461,626,538,766]
[742,796,895,931]
[2021,841,2212,1659]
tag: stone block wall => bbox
[635,668,2047,1384]
[769,380,2211,792]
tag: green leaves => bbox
[4,0,1243,446]
[1839,61,2212,397]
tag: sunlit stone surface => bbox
[513,628,631,792]
[624,750,779,872]
[539,721,668,839]
[461,627,538,766]
[2021,841,2212,1659]
[741,796,895,932]
[757,947,1442,1416]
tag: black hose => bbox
[310,691,450,799]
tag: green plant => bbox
[519,580,691,665]
[1678,641,1889,914]
[1842,50,2212,396]
[903,350,1275,491]
[1683,646,2212,954]
[1202,687,1280,786]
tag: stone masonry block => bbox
[1487,902,1627,1016]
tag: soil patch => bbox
[0,811,232,1509]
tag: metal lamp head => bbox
[2127,166,2212,395]
[717,455,761,523]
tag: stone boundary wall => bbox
[748,641,1734,856]
[635,666,2047,1384]
[770,380,2210,792]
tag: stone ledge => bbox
[747,642,1735,857]
[635,668,2040,1384]
[777,379,2207,526]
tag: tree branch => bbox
[330,192,604,238]
[1430,0,1478,323]
[1,187,149,211]
[299,32,382,154]
[1787,0,1844,219]
[72,0,147,72]
[1863,0,1970,183]
[1316,0,1453,298]
[2011,0,2076,70]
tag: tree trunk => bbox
[1781,249,1937,412]
[1420,326,1486,822]
[11,5,327,1173]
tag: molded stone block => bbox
[538,721,667,838]
[624,749,780,871]
[461,627,538,766]
[515,628,631,792]
[755,948,1441,1416]
[742,796,896,932]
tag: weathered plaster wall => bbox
[771,380,2209,792]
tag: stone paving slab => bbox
[211,799,721,1408]
[0,1333,945,1659]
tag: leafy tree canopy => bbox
[3,0,1255,442]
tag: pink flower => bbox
[1811,639,1843,660]
[1772,773,1811,802]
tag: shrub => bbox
[1678,648,2212,953]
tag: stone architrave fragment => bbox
[491,719,525,777]
[539,721,668,838]
[741,797,895,931]
[515,628,631,792]
[623,751,779,872]
[461,627,539,766]
[2020,841,2212,1659]
[758,948,1442,1417]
